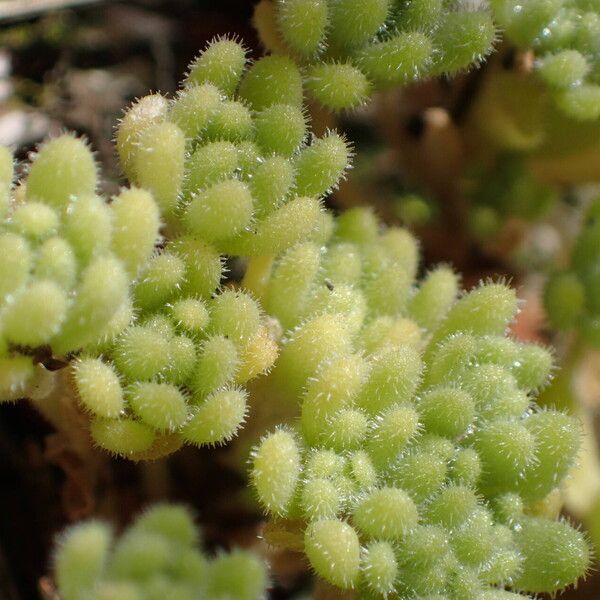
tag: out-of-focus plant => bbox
[53,503,268,600]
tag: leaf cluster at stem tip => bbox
[53,503,268,600]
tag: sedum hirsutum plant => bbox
[0,13,499,456]
[0,7,594,599]
[69,37,354,458]
[254,0,496,110]
[251,208,590,598]
[491,0,600,121]
[0,38,351,455]
[0,137,160,402]
[53,503,268,600]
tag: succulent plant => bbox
[0,7,593,599]
[251,208,590,598]
[53,503,268,600]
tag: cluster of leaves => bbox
[544,197,600,346]
[116,37,352,239]
[73,287,278,459]
[251,208,590,598]
[53,503,267,600]
[491,0,600,121]
[254,0,497,110]
[0,36,351,453]
[0,142,159,402]
[67,37,357,458]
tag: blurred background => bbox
[0,1,599,598]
